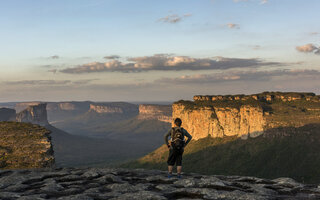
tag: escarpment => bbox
[173,92,320,140]
[16,103,49,126]
[0,122,54,169]
[172,104,265,140]
[90,104,124,113]
[138,104,172,123]
[89,102,139,114]
[15,102,42,113]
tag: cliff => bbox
[0,108,16,121]
[56,102,76,111]
[89,102,138,114]
[173,104,265,140]
[0,122,54,169]
[138,104,172,123]
[173,92,320,140]
[1,168,319,200]
[16,103,49,126]
[46,102,91,112]
[14,102,42,113]
[89,104,124,113]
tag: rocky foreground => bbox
[0,168,320,200]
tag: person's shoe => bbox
[177,174,182,179]
[168,173,173,178]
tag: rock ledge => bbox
[0,168,319,200]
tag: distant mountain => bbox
[50,102,139,134]
[0,103,49,126]
[16,103,49,126]
[46,101,92,122]
[51,102,171,142]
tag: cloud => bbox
[227,23,240,29]
[310,32,319,35]
[4,80,71,85]
[60,54,281,74]
[48,55,59,59]
[48,69,58,74]
[72,79,99,85]
[155,69,320,84]
[158,13,192,24]
[104,55,120,60]
[296,44,320,55]
[252,45,261,50]
[3,79,97,85]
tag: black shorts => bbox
[167,148,184,166]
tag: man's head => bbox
[174,118,182,127]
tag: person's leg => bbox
[177,166,182,174]
[167,148,175,177]
[176,150,183,178]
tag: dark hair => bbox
[174,118,182,127]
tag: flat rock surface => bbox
[0,168,319,200]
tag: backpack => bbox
[171,128,185,150]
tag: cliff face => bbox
[0,122,54,169]
[174,92,320,140]
[89,104,124,113]
[47,102,91,112]
[89,103,139,115]
[172,104,265,140]
[16,103,49,126]
[138,104,172,123]
[57,103,76,111]
[15,102,41,113]
[0,108,16,121]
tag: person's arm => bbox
[164,129,172,148]
[183,129,192,146]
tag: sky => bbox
[0,0,320,102]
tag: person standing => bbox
[164,118,192,178]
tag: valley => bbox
[1,92,320,183]
[0,101,172,167]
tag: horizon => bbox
[0,90,319,104]
[1,0,320,102]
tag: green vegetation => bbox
[258,91,315,98]
[123,124,320,184]
[177,98,263,111]
[178,92,320,114]
[0,122,54,169]
[264,100,320,128]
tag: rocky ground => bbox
[0,168,319,200]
